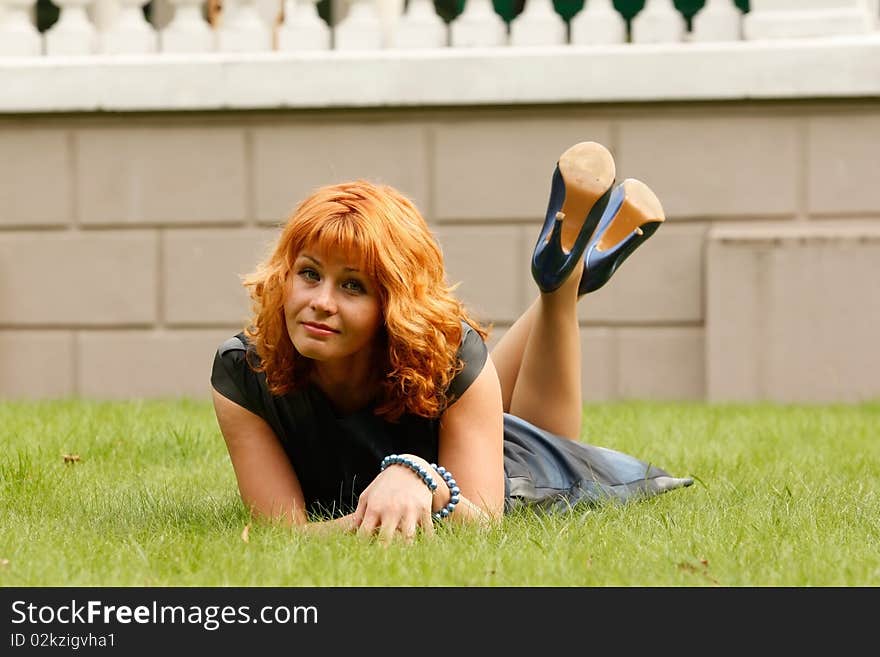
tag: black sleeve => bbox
[210,333,269,420]
[446,322,489,404]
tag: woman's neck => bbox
[310,356,380,415]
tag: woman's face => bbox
[284,246,383,367]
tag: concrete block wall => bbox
[1,100,879,403]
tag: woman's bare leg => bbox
[490,301,539,414]
[490,259,584,440]
[490,140,614,441]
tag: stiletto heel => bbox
[531,142,616,293]
[578,178,664,296]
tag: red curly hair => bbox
[242,180,488,422]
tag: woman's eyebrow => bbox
[300,253,360,272]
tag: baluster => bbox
[0,0,42,55]
[450,0,506,47]
[375,0,404,46]
[99,0,158,52]
[217,0,274,51]
[334,0,383,50]
[570,0,626,45]
[392,0,447,48]
[160,0,215,52]
[45,0,98,54]
[510,0,566,46]
[277,0,331,50]
[691,0,742,42]
[631,0,685,43]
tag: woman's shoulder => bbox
[458,321,487,363]
[215,331,261,365]
[211,331,267,413]
[447,321,488,404]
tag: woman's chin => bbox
[293,343,326,361]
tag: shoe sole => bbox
[595,178,664,252]
[556,141,616,253]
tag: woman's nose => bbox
[309,283,337,313]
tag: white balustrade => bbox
[277,0,331,50]
[14,0,880,59]
[744,0,877,39]
[99,0,158,52]
[691,0,742,42]
[217,0,274,51]
[334,0,384,49]
[570,0,626,45]
[160,0,215,52]
[631,0,685,43]
[392,0,447,48]
[510,0,566,46]
[0,0,42,55]
[45,0,98,54]
[450,0,507,47]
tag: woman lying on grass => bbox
[211,141,692,544]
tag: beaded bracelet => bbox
[429,463,460,521]
[380,454,439,493]
[378,454,460,521]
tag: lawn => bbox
[1,399,878,587]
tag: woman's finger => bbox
[339,513,359,533]
[399,512,419,544]
[419,508,436,539]
[357,509,379,540]
[377,513,401,547]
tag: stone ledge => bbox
[709,220,880,243]
[706,219,880,403]
[2,35,880,113]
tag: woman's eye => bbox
[299,268,319,281]
[343,279,365,293]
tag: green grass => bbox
[1,399,878,587]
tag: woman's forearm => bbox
[397,453,500,526]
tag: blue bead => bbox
[440,508,449,518]
[450,486,460,496]
[450,495,460,504]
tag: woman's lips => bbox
[302,322,339,336]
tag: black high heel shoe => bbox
[531,142,616,293]
[578,178,664,296]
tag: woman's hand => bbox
[351,456,437,545]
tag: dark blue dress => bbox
[210,326,692,518]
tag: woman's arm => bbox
[350,355,505,542]
[212,389,308,525]
[212,389,357,533]
[214,354,505,540]
[435,353,506,521]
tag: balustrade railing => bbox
[0,0,878,56]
